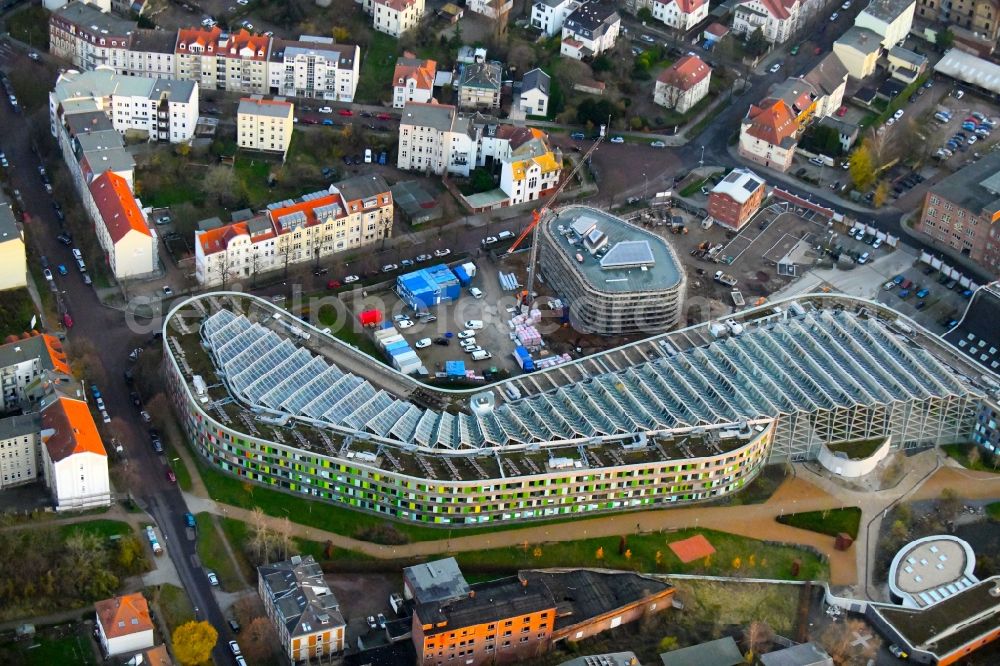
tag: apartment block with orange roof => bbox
[0,333,71,412]
[365,0,426,37]
[175,27,270,93]
[194,174,392,286]
[652,0,709,31]
[393,56,437,108]
[738,97,800,172]
[40,391,110,512]
[497,129,562,206]
[87,171,156,278]
[94,592,154,657]
[654,55,712,114]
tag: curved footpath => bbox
[173,441,1000,588]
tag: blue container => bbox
[445,360,466,377]
[453,266,471,287]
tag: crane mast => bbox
[507,129,605,307]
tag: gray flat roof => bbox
[403,557,469,603]
[149,78,196,103]
[238,97,293,118]
[53,1,136,36]
[63,111,115,136]
[0,413,40,441]
[926,151,1000,218]
[333,174,390,203]
[860,0,914,23]
[759,642,833,666]
[548,206,682,293]
[660,636,744,666]
[934,48,1000,95]
[400,102,459,132]
[0,197,19,244]
[836,26,883,55]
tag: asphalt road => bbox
[0,55,234,665]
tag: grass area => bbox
[0,626,96,666]
[6,6,50,51]
[679,177,708,197]
[827,438,886,460]
[988,502,1000,521]
[57,519,133,541]
[139,181,204,209]
[356,32,399,104]
[195,513,245,591]
[863,73,930,128]
[0,287,38,338]
[166,445,193,492]
[154,584,195,635]
[942,443,1000,473]
[314,312,382,358]
[452,527,828,581]
[777,507,862,540]
[234,156,275,209]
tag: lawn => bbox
[139,181,204,209]
[313,311,381,358]
[827,438,886,460]
[452,527,829,581]
[6,6,50,51]
[942,444,1000,473]
[153,584,195,635]
[57,519,133,541]
[0,287,38,338]
[233,156,275,209]
[987,502,1000,521]
[679,177,708,197]
[166,445,193,492]
[356,32,399,104]
[776,507,862,540]
[195,513,245,591]
[0,627,96,666]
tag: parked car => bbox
[415,253,432,262]
[338,109,353,117]
[458,330,476,339]
[367,616,378,630]
[343,274,360,283]
[830,11,839,20]
[916,288,929,298]
[43,268,53,281]
[434,248,451,257]
[610,136,624,144]
[570,131,585,140]
[836,105,848,117]
[768,63,781,74]
[166,469,177,483]
[318,106,333,114]
[650,140,666,148]
[415,338,432,349]
[207,571,219,586]
[381,263,398,273]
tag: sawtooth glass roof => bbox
[200,307,969,452]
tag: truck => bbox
[731,290,745,307]
[145,525,163,556]
[714,270,738,287]
[513,346,535,372]
[192,375,209,404]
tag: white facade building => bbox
[94,593,155,657]
[87,171,156,278]
[732,0,801,44]
[392,57,436,108]
[267,38,360,102]
[40,394,110,512]
[397,102,479,176]
[654,54,712,113]
[49,2,136,73]
[560,2,621,60]
[855,0,915,48]
[652,0,710,31]
[237,96,295,159]
[519,68,550,117]
[366,0,425,37]
[0,414,41,490]
[467,0,513,19]
[531,0,581,36]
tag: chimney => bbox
[469,590,475,599]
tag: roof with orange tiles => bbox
[41,396,107,462]
[95,593,153,639]
[219,29,270,60]
[175,26,223,53]
[0,333,71,376]
[661,0,707,12]
[394,57,437,91]
[743,98,798,146]
[267,192,346,230]
[88,172,150,245]
[657,55,712,91]
[176,27,269,60]
[705,22,730,37]
[41,334,71,376]
[737,0,797,20]
[197,221,251,256]
[140,645,172,666]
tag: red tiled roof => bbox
[705,22,730,37]
[267,193,344,228]
[394,58,437,91]
[176,26,268,60]
[176,26,223,53]
[42,396,107,462]
[198,221,250,256]
[95,593,153,639]
[657,55,711,91]
[745,98,798,146]
[376,0,418,11]
[739,0,796,20]
[221,29,270,60]
[88,172,150,245]
[41,334,71,376]
[668,0,707,13]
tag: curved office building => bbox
[164,292,992,527]
[536,206,685,335]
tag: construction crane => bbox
[507,127,606,307]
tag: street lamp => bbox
[699,146,705,169]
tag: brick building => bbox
[707,168,767,231]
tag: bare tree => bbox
[214,251,237,290]
[203,165,242,208]
[743,620,775,661]
[818,618,879,665]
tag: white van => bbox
[471,350,493,361]
[465,320,484,329]
[72,248,83,261]
[364,149,373,163]
[497,230,515,241]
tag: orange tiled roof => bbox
[89,172,150,244]
[221,29,270,60]
[657,55,711,91]
[41,334,71,376]
[95,593,153,639]
[176,26,223,53]
[739,0,797,20]
[745,98,798,146]
[670,0,707,12]
[394,58,437,91]
[198,221,250,256]
[176,26,268,60]
[267,193,344,228]
[41,396,106,462]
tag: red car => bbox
[376,113,393,121]
[814,46,822,55]
[327,279,342,290]
[166,469,177,483]
[300,118,318,125]
[63,312,73,328]
[836,106,848,117]
[338,109,353,117]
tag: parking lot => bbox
[875,263,975,334]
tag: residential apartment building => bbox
[457,60,502,110]
[398,102,480,176]
[0,414,41,489]
[801,53,849,119]
[493,127,562,205]
[95,593,154,657]
[467,0,513,20]
[833,26,883,78]
[125,29,176,78]
[560,2,621,60]
[87,171,156,278]
[393,57,436,108]
[916,0,1000,44]
[531,0,581,37]
[39,392,110,512]
[366,0,425,37]
[0,334,71,413]
[49,2,136,72]
[708,168,767,230]
[654,54,711,113]
[259,555,346,662]
[652,0,710,32]
[194,175,393,286]
[732,0,801,44]
[855,0,915,48]
[237,96,294,160]
[175,27,270,94]
[739,97,799,172]
[915,152,1000,276]
[267,37,360,102]
[0,197,26,292]
[519,68,550,117]
[44,0,111,11]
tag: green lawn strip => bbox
[57,519,133,541]
[233,157,274,208]
[986,502,1000,521]
[154,584,195,636]
[942,444,1000,473]
[0,628,96,666]
[0,287,39,338]
[776,507,861,540]
[166,444,193,491]
[217,517,259,582]
[679,178,708,197]
[195,513,245,591]
[452,527,828,581]
[826,438,885,459]
[357,33,398,104]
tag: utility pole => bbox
[699,145,705,169]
